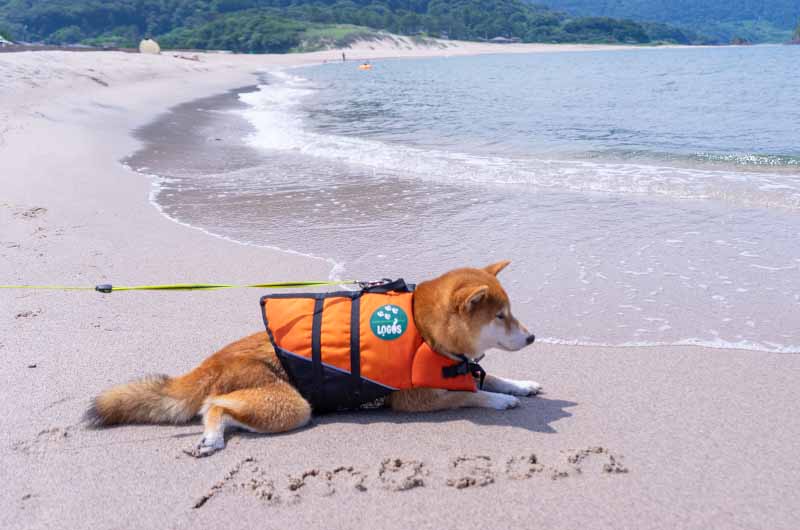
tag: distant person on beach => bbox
[342,52,346,62]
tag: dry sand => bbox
[1,39,799,530]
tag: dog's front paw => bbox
[508,380,542,396]
[184,435,225,458]
[485,392,520,410]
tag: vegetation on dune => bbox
[794,20,800,42]
[0,0,712,51]
[0,20,14,40]
[158,12,307,53]
[535,0,799,43]
[699,20,793,44]
[293,24,386,52]
[160,16,388,53]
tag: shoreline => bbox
[132,73,799,355]
[122,85,348,282]
[2,44,800,530]
[1,38,704,288]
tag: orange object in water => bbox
[261,281,479,411]
[358,63,372,70]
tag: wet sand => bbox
[2,44,800,530]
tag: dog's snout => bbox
[526,334,536,345]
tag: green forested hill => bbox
[534,0,800,42]
[0,0,711,52]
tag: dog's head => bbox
[413,260,535,359]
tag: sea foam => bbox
[239,73,800,211]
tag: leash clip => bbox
[95,284,113,293]
[357,278,414,293]
[357,278,394,290]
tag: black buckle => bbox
[442,354,486,390]
[469,362,486,390]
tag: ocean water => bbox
[144,46,800,353]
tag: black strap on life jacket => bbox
[311,298,324,406]
[344,279,413,407]
[441,354,486,390]
[349,295,362,408]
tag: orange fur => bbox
[87,262,534,456]
[412,263,514,355]
[86,332,290,426]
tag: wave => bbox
[538,337,800,355]
[238,72,800,210]
[122,160,347,282]
[122,66,800,357]
[692,152,800,167]
[579,148,800,169]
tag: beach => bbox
[2,40,799,530]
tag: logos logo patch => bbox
[369,304,408,340]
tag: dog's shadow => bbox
[94,395,574,449]
[148,394,575,449]
[312,394,577,434]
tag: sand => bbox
[2,39,799,530]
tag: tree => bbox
[533,0,796,43]
[397,11,421,34]
[47,25,84,44]
[0,24,12,41]
[0,0,708,49]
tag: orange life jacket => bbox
[261,280,481,412]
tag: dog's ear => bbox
[461,285,489,313]
[484,260,511,277]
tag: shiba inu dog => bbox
[86,261,539,456]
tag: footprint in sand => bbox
[15,309,42,319]
[14,206,47,219]
[20,492,38,511]
[378,458,427,491]
[11,426,74,455]
[446,455,495,489]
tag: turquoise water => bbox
[303,47,800,168]
[151,46,800,353]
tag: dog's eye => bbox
[496,313,505,320]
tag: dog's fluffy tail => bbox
[85,374,202,427]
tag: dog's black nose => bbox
[526,334,536,345]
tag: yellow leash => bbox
[0,280,358,293]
